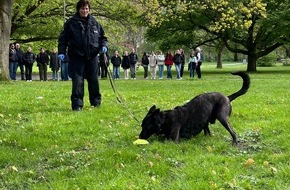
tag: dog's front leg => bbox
[169,126,181,142]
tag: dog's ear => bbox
[148,105,157,113]
[152,108,160,116]
[145,105,159,117]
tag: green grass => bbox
[0,63,289,189]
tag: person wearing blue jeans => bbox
[165,51,174,79]
[111,50,121,79]
[173,49,183,79]
[9,43,18,80]
[156,50,165,79]
[175,63,181,79]
[61,53,69,81]
[188,50,197,78]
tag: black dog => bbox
[139,71,250,144]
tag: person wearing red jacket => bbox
[164,51,174,79]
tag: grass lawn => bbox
[0,63,289,189]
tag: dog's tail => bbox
[228,71,250,102]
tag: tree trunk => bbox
[0,0,14,81]
[233,43,238,62]
[285,47,290,58]
[216,42,225,68]
[247,54,257,72]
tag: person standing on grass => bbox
[121,51,130,79]
[111,50,122,79]
[58,0,108,111]
[36,47,49,81]
[180,49,185,78]
[165,51,174,79]
[9,43,18,81]
[188,50,197,78]
[141,52,149,79]
[50,48,60,81]
[22,47,36,82]
[15,43,25,80]
[149,51,157,79]
[99,52,109,79]
[129,48,138,79]
[156,50,165,79]
[195,47,203,79]
[60,50,69,81]
[173,49,183,80]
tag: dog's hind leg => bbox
[218,117,238,145]
[204,124,211,136]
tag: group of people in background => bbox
[8,43,69,81]
[9,43,203,82]
[107,47,203,81]
[140,47,203,80]
[109,48,138,80]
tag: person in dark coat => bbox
[180,49,185,78]
[15,43,25,80]
[111,50,122,79]
[121,51,130,79]
[36,47,49,81]
[128,48,138,79]
[58,0,108,111]
[22,47,36,82]
[50,48,60,81]
[141,52,149,79]
[173,49,183,80]
[99,52,109,78]
[9,43,18,81]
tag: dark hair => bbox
[76,0,90,12]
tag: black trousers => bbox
[196,62,202,79]
[38,63,48,81]
[18,63,25,80]
[69,54,101,110]
[25,64,33,80]
[180,63,185,77]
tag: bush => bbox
[257,53,276,67]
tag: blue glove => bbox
[102,46,107,53]
[58,54,65,61]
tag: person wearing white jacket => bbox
[149,51,157,79]
[156,51,165,79]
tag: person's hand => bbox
[102,47,107,53]
[58,54,65,61]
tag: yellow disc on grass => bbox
[133,139,149,145]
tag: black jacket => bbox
[36,52,49,64]
[23,52,36,65]
[50,52,60,71]
[173,54,183,64]
[58,13,108,59]
[111,55,122,67]
[121,55,130,69]
[129,52,138,65]
[16,48,23,64]
[9,49,18,62]
[141,55,149,66]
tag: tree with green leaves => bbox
[0,0,144,80]
[11,0,141,46]
[0,0,14,80]
[141,0,290,71]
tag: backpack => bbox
[200,52,203,62]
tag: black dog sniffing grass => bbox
[139,71,250,145]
